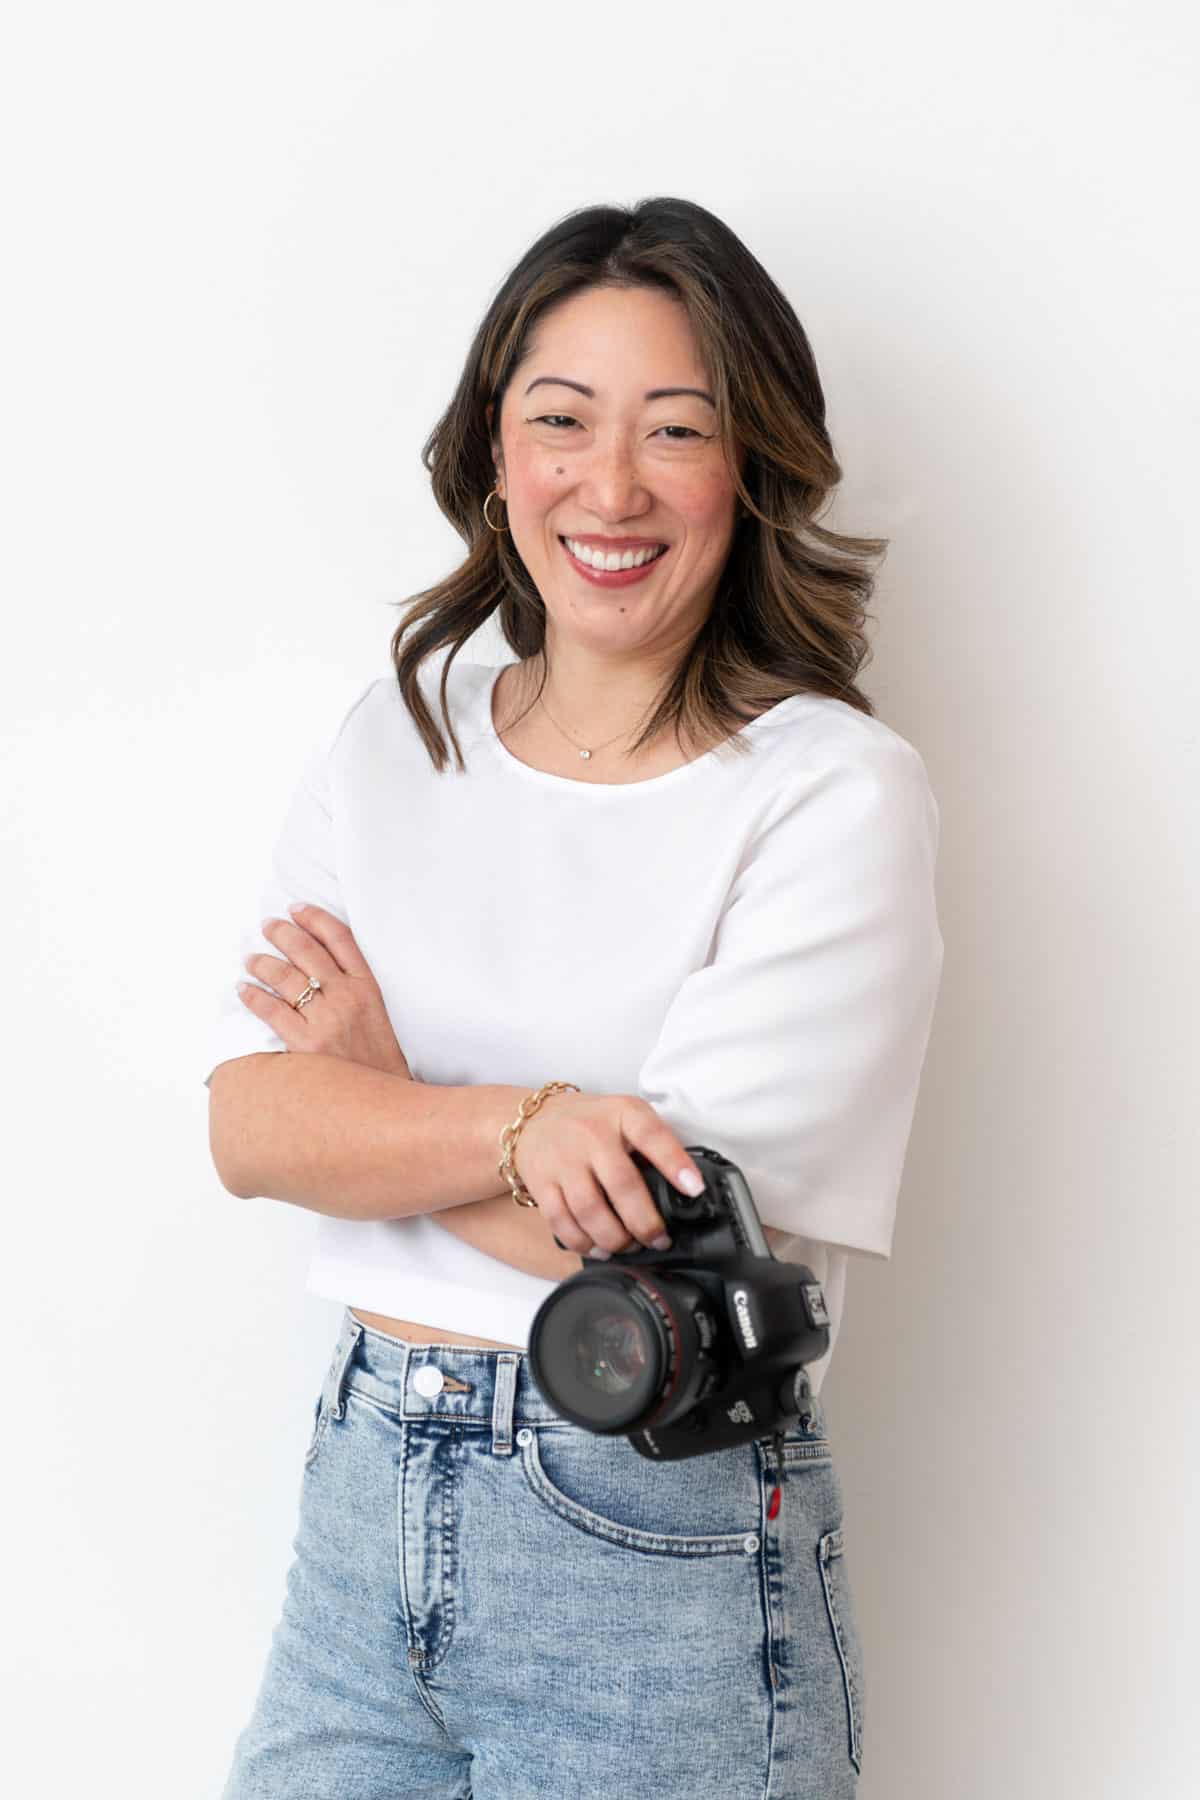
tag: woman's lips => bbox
[559,536,670,588]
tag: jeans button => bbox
[743,1534,760,1554]
[516,1427,533,1446]
[413,1365,445,1398]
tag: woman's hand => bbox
[512,1088,707,1257]
[238,902,413,1079]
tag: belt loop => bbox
[491,1353,520,1457]
[324,1310,365,1422]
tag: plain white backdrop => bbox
[3,3,1196,1794]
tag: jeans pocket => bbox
[819,1526,865,1774]
[518,1423,761,1557]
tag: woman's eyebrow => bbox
[523,375,716,408]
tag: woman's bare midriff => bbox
[350,1308,524,1352]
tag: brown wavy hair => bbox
[390,196,887,773]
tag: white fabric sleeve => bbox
[635,740,945,1260]
[201,678,378,1089]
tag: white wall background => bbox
[4,3,1195,1794]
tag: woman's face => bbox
[488,284,742,660]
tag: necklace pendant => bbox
[579,748,591,760]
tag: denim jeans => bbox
[221,1306,865,1798]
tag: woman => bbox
[205,196,944,1798]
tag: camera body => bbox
[527,1146,830,1463]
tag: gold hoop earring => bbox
[483,488,509,533]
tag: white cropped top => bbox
[203,653,945,1397]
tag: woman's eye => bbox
[530,416,703,440]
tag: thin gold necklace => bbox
[537,688,656,761]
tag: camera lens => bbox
[528,1278,665,1431]
[528,1266,721,1436]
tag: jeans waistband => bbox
[321,1307,567,1458]
[321,1306,827,1462]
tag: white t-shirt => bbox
[203,654,945,1398]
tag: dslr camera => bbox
[527,1146,830,1463]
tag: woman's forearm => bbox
[428,1190,585,1283]
[208,1052,535,1220]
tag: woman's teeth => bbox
[562,537,668,571]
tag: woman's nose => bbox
[576,435,651,517]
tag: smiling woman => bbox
[483,282,747,695]
[397,196,890,778]
[211,196,942,1797]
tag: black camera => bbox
[527,1146,830,1463]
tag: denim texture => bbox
[221,1306,865,1797]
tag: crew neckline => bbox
[472,660,803,795]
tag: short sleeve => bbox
[635,740,945,1260]
[201,678,378,1089]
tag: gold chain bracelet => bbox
[498,1081,581,1207]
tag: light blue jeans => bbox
[221,1306,865,1798]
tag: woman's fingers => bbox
[567,1096,707,1252]
[241,930,325,1012]
[287,903,375,976]
[584,1148,669,1250]
[538,1182,595,1256]
[555,1167,640,1256]
[235,973,312,1049]
[241,953,320,1009]
[554,1140,681,1256]
[243,904,378,1001]
[514,1091,702,1259]
[237,904,411,1078]
[242,914,333,988]
[618,1096,705,1198]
